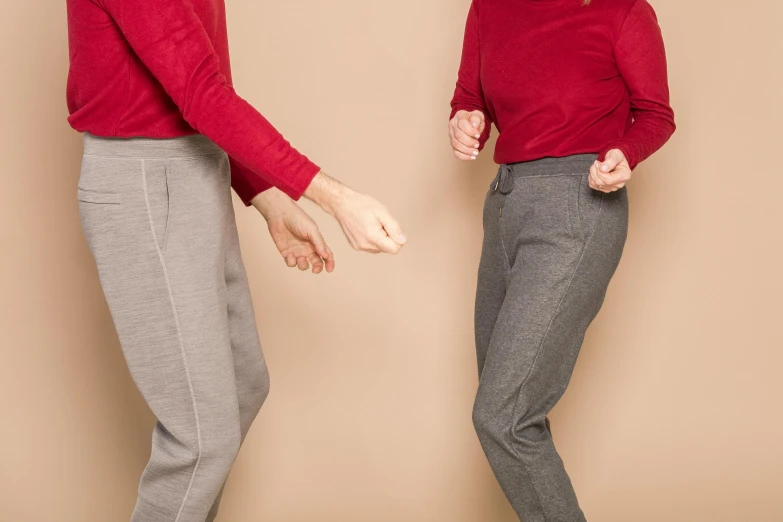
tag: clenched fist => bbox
[449,110,486,161]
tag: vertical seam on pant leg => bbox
[141,159,204,522]
[506,195,606,517]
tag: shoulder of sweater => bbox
[590,0,650,37]
[592,0,643,11]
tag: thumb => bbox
[469,111,484,130]
[308,224,331,262]
[600,149,625,173]
[378,208,407,246]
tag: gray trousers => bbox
[77,133,270,522]
[473,155,628,521]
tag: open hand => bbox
[252,189,335,274]
[266,207,335,274]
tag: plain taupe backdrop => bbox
[1,0,781,521]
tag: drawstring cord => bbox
[493,164,514,216]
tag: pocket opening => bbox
[76,188,121,205]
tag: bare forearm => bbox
[302,171,354,218]
[251,187,298,221]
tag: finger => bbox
[373,234,402,255]
[296,256,309,271]
[458,118,482,140]
[598,170,631,187]
[454,127,480,149]
[600,149,625,174]
[285,252,297,268]
[598,183,623,193]
[593,161,614,186]
[454,150,476,161]
[378,209,407,245]
[308,227,332,265]
[589,162,604,189]
[469,111,485,131]
[305,224,336,273]
[356,243,381,254]
[308,253,324,274]
[324,254,335,273]
[451,138,479,158]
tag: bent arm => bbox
[450,1,492,149]
[600,0,676,169]
[99,0,319,201]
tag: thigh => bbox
[475,176,510,376]
[477,173,627,423]
[79,153,241,445]
[223,196,269,423]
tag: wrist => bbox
[251,188,296,221]
[303,171,354,218]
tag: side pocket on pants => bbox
[143,161,171,252]
[576,174,604,244]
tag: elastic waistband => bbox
[83,132,224,159]
[503,154,598,178]
[493,154,597,194]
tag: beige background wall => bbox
[1,0,781,521]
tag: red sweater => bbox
[450,0,675,170]
[66,0,319,204]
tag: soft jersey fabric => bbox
[450,0,676,170]
[78,133,269,521]
[66,0,319,204]
[474,155,628,520]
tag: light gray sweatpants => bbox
[77,133,270,522]
[473,155,628,521]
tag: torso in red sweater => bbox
[66,0,319,203]
[450,0,676,170]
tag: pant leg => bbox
[205,197,271,522]
[78,152,244,522]
[475,172,511,377]
[472,170,628,521]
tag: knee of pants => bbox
[472,391,506,443]
[472,390,548,447]
[200,420,243,469]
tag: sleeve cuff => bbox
[449,105,492,150]
[229,156,320,206]
[599,142,638,170]
[229,157,273,206]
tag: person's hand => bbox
[303,172,407,254]
[589,149,632,193]
[449,110,485,160]
[252,189,334,274]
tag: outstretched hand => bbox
[303,172,407,255]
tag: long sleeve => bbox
[600,0,676,169]
[228,157,272,204]
[450,1,492,149]
[98,0,319,201]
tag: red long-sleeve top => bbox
[450,0,676,170]
[66,0,319,204]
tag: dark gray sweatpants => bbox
[473,155,628,521]
[78,133,269,522]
